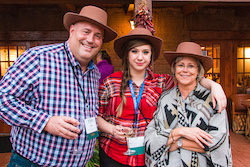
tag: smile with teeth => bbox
[180,74,191,77]
[81,43,94,49]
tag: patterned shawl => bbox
[145,83,232,167]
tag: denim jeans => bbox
[7,150,40,167]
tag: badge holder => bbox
[127,136,145,156]
[84,117,99,140]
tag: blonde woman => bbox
[144,42,232,167]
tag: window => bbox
[0,45,26,78]
[237,46,250,93]
[201,44,221,83]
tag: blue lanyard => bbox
[129,72,146,130]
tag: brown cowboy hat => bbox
[164,42,213,72]
[114,28,163,60]
[63,5,117,43]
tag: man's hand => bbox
[44,116,81,139]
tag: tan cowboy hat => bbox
[114,28,163,60]
[164,42,213,72]
[63,5,117,43]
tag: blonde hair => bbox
[170,57,205,82]
[116,39,155,117]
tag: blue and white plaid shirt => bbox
[0,41,100,166]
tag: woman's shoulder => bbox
[159,87,177,100]
[148,72,173,83]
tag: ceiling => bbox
[0,0,249,6]
[0,0,249,12]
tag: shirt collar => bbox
[88,60,94,70]
[145,68,156,80]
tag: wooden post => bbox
[133,0,155,33]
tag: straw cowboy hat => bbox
[164,42,213,72]
[63,5,117,43]
[114,28,163,60]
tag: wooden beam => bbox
[182,5,199,15]
[0,0,134,5]
[153,0,250,2]
[0,31,69,41]
[190,31,250,40]
[58,4,77,13]
[0,0,249,4]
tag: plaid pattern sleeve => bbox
[98,70,175,166]
[0,48,50,133]
[0,41,100,166]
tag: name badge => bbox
[84,117,99,140]
[128,136,145,155]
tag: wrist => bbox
[108,124,115,135]
[212,82,220,88]
[174,127,183,137]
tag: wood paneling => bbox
[0,31,68,41]
[0,152,11,166]
[0,120,11,134]
[191,31,250,40]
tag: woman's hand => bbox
[211,82,227,113]
[111,125,132,142]
[176,127,213,148]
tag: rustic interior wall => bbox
[153,7,190,74]
[187,6,250,31]
[0,5,65,31]
[1,5,250,77]
[0,5,189,75]
[106,6,250,74]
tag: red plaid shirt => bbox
[98,69,175,166]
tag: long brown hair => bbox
[116,39,155,117]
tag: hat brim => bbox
[114,34,163,60]
[64,12,117,43]
[164,51,213,72]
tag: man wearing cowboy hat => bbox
[0,5,117,166]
